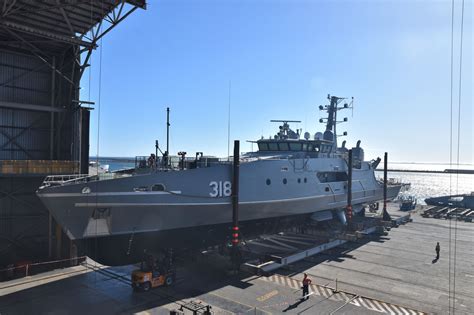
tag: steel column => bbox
[382,152,391,221]
[232,140,240,245]
[49,56,55,159]
[346,149,353,224]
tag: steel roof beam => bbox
[58,4,76,36]
[0,101,65,113]
[79,3,139,78]
[5,0,91,19]
[10,5,99,33]
[2,26,75,85]
[0,19,95,48]
[1,0,17,17]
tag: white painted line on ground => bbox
[262,274,425,315]
[380,301,397,315]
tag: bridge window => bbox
[258,143,269,151]
[268,142,278,151]
[308,144,320,152]
[277,142,288,151]
[289,143,302,151]
[321,145,333,153]
[317,172,348,183]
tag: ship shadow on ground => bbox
[129,235,393,313]
[0,252,264,315]
[275,235,389,278]
[0,236,390,314]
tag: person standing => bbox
[436,242,440,260]
[302,273,312,300]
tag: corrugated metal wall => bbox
[0,50,51,106]
[0,47,81,267]
[0,108,50,160]
[0,177,48,262]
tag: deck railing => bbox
[41,174,92,187]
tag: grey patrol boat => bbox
[37,95,402,265]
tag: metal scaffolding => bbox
[0,0,145,269]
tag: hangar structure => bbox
[0,0,145,269]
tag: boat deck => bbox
[1,204,473,314]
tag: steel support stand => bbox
[382,152,392,221]
[166,107,170,167]
[346,149,353,228]
[231,140,241,271]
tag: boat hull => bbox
[37,159,401,265]
[39,185,401,240]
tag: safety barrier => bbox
[0,256,87,282]
[0,160,79,175]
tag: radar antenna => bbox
[270,120,302,140]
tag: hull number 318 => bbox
[209,181,232,197]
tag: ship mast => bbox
[319,94,352,150]
[325,95,338,133]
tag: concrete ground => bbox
[275,210,474,315]
[1,206,472,315]
[0,257,381,315]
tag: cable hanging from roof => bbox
[451,0,465,313]
[448,0,465,313]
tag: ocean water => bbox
[93,157,135,172]
[379,163,473,204]
[384,162,474,172]
[381,171,472,204]
[96,157,473,204]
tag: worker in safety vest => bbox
[302,273,312,300]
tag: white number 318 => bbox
[209,181,232,197]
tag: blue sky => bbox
[83,0,472,164]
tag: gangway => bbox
[433,207,449,218]
[422,205,474,222]
[464,210,474,222]
[421,206,441,217]
[445,208,459,219]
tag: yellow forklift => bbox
[131,251,175,291]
